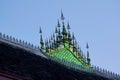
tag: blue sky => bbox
[0,0,120,74]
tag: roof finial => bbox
[39,27,44,49]
[86,43,91,65]
[67,22,71,30]
[55,27,58,33]
[86,43,89,49]
[57,19,60,27]
[86,43,89,58]
[68,31,71,40]
[39,27,42,33]
[61,10,65,20]
[72,32,75,40]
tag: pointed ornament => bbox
[67,22,71,30]
[61,10,65,20]
[39,27,42,33]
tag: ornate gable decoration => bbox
[40,11,92,69]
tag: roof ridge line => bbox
[0,32,47,58]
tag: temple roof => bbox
[40,11,92,69]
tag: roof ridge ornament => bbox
[86,43,91,65]
[86,43,89,49]
[39,27,44,49]
[57,19,60,27]
[61,10,65,20]
[39,11,92,70]
[67,21,71,30]
[39,27,42,33]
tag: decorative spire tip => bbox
[61,10,65,20]
[39,27,42,33]
[86,43,89,49]
[67,22,71,30]
[57,19,60,27]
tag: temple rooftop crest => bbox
[39,11,92,69]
